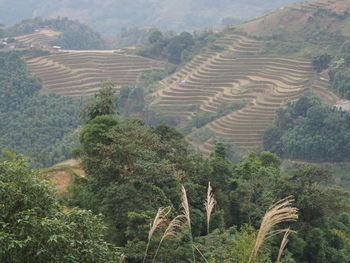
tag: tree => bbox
[148,30,163,44]
[313,54,332,72]
[81,81,118,122]
[0,24,4,38]
[0,156,121,263]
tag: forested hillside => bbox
[3,1,350,262]
[46,88,350,262]
[146,0,350,157]
[4,17,106,50]
[264,96,350,161]
[0,51,83,167]
[0,0,306,35]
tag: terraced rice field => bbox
[26,51,164,96]
[292,0,339,12]
[15,30,59,48]
[151,33,333,153]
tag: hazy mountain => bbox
[0,0,307,35]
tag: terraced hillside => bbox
[15,30,60,48]
[151,33,335,153]
[26,51,164,96]
[238,0,350,41]
[292,0,339,12]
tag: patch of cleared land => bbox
[41,159,85,193]
[15,29,60,48]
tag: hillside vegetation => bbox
[149,32,336,153]
[238,0,350,98]
[147,0,350,155]
[52,89,350,263]
[0,155,121,262]
[0,51,83,167]
[264,96,350,161]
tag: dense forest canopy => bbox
[64,89,350,262]
[0,0,306,35]
[0,51,83,167]
[1,82,350,263]
[137,30,218,64]
[263,96,350,162]
[0,155,121,262]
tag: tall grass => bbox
[248,197,298,263]
[152,215,185,263]
[143,207,171,263]
[204,182,216,234]
[276,228,294,263]
[181,185,196,263]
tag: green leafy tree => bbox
[81,82,118,122]
[0,156,121,263]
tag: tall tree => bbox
[0,155,121,263]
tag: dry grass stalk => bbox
[160,215,186,243]
[152,215,186,263]
[181,185,191,230]
[180,185,196,262]
[204,182,216,234]
[148,207,171,241]
[143,207,171,263]
[119,254,126,263]
[276,229,294,263]
[248,197,298,263]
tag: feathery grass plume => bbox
[180,185,196,262]
[181,185,191,229]
[160,215,186,243]
[143,207,171,263]
[204,182,216,234]
[119,254,126,263]
[249,197,298,263]
[148,207,171,241]
[152,215,185,263]
[276,228,295,263]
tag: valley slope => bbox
[14,0,350,156]
[150,0,349,154]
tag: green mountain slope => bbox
[149,0,350,155]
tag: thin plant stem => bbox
[193,244,209,263]
[181,185,196,263]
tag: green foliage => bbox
[81,82,118,122]
[68,91,350,263]
[0,156,121,262]
[229,225,271,263]
[312,54,332,72]
[328,43,350,99]
[137,29,216,64]
[231,152,281,226]
[75,117,186,244]
[0,52,83,167]
[263,96,350,161]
